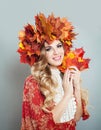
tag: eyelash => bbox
[57,43,63,48]
[45,43,63,51]
[45,48,51,51]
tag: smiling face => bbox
[44,40,64,68]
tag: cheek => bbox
[45,52,52,60]
[45,54,53,64]
[61,49,64,56]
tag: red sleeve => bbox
[21,75,76,130]
[81,99,90,120]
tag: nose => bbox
[53,48,58,55]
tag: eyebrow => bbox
[45,42,62,47]
[44,45,51,48]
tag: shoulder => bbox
[23,75,44,104]
[24,75,39,91]
[25,75,38,84]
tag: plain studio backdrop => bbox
[0,0,101,130]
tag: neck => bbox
[50,65,58,70]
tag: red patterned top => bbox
[21,75,89,130]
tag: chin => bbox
[53,62,62,67]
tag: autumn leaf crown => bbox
[17,13,90,71]
[17,13,76,66]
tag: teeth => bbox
[53,56,61,60]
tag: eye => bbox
[57,43,63,48]
[45,46,51,51]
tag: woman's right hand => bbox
[62,69,74,98]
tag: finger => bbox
[64,69,70,79]
[66,71,71,83]
[69,66,79,71]
[69,74,74,85]
[70,70,80,75]
[69,68,80,75]
[64,70,73,86]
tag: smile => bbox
[53,56,61,61]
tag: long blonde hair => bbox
[31,47,57,109]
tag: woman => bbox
[17,13,90,130]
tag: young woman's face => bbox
[44,40,64,67]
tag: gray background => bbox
[0,0,101,130]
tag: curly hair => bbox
[31,47,58,109]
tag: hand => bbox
[62,69,74,98]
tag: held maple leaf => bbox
[58,48,90,73]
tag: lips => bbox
[53,56,61,61]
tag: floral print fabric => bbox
[21,75,89,130]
